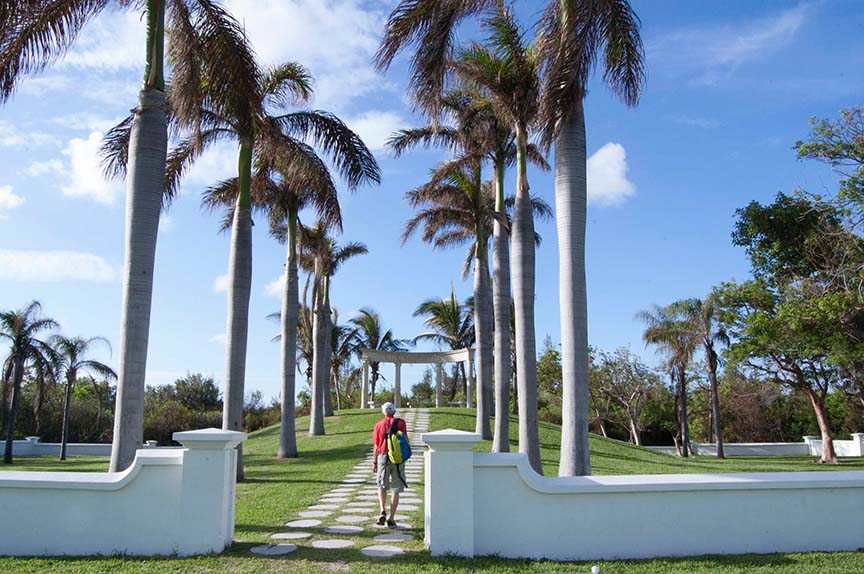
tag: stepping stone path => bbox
[250,408,430,559]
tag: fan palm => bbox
[637,303,698,457]
[49,336,117,461]
[451,5,544,472]
[413,288,475,401]
[676,295,730,458]
[537,0,645,477]
[350,309,407,405]
[2,0,264,473]
[0,301,58,464]
[301,227,369,435]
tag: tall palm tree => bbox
[637,303,698,457]
[49,336,117,461]
[351,309,406,405]
[301,227,369,435]
[537,0,646,477]
[413,288,475,400]
[0,301,58,464]
[329,310,358,412]
[3,0,261,473]
[677,295,729,458]
[452,6,544,472]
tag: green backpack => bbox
[385,417,412,465]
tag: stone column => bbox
[173,428,247,554]
[435,363,443,408]
[422,429,481,557]
[361,359,369,409]
[394,362,402,409]
[851,433,864,457]
[465,357,474,409]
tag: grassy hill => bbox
[2,407,864,573]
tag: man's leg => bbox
[389,491,400,519]
[378,487,387,514]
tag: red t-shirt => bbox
[373,416,408,455]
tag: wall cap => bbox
[172,428,247,450]
[422,429,481,451]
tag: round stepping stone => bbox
[312,539,355,549]
[330,487,357,493]
[346,501,377,507]
[325,525,364,534]
[397,504,419,511]
[271,531,313,540]
[361,545,405,558]
[284,519,321,528]
[309,504,341,511]
[299,510,332,518]
[372,522,412,530]
[251,543,297,555]
[342,478,365,484]
[342,507,374,514]
[320,497,350,503]
[373,533,412,542]
[335,515,368,523]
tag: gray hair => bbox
[381,402,395,415]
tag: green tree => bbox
[173,372,221,413]
[595,348,659,446]
[350,309,406,406]
[1,301,58,463]
[536,336,563,425]
[49,336,116,461]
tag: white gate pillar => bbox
[465,355,474,409]
[435,363,443,408]
[394,362,402,408]
[361,359,369,409]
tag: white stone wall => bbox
[10,437,114,457]
[0,428,245,557]
[423,430,864,561]
[645,434,864,458]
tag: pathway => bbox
[250,408,430,559]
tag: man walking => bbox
[373,402,407,528]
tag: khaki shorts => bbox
[376,453,406,493]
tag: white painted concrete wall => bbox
[645,433,864,458]
[423,429,864,561]
[10,437,113,457]
[0,428,245,557]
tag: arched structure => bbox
[359,348,474,409]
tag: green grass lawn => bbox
[1,407,863,573]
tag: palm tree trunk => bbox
[277,214,300,459]
[309,275,327,436]
[60,369,76,461]
[678,368,690,457]
[473,245,493,440]
[322,298,334,417]
[110,0,167,473]
[512,125,542,474]
[222,140,254,481]
[492,160,511,452]
[3,358,24,464]
[556,100,591,477]
[707,347,724,458]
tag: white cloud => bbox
[650,4,808,85]
[667,115,721,129]
[587,143,635,207]
[0,121,59,148]
[60,131,124,204]
[52,112,123,133]
[209,333,227,345]
[58,9,145,71]
[184,142,237,188]
[346,110,409,152]
[26,159,64,177]
[224,0,394,111]
[0,185,25,216]
[264,276,283,298]
[0,249,118,282]
[213,274,229,293]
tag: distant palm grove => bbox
[2,0,863,479]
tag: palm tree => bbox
[637,303,698,457]
[49,336,117,461]
[537,0,646,477]
[452,5,544,472]
[351,309,406,405]
[3,0,262,474]
[329,310,358,412]
[0,301,58,464]
[413,288,475,400]
[677,295,729,458]
[301,227,369,435]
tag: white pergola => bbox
[358,348,474,409]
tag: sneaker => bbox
[386,518,397,529]
[376,512,387,526]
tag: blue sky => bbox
[1,0,862,401]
